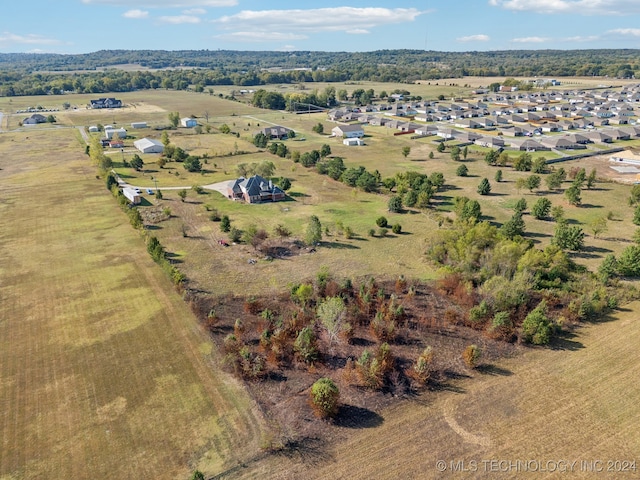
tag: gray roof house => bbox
[332,124,365,138]
[227,176,285,204]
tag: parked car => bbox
[146,188,153,194]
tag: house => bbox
[332,124,364,138]
[540,137,584,150]
[134,138,164,154]
[475,136,505,148]
[181,117,197,128]
[226,175,285,203]
[89,98,122,109]
[23,114,47,125]
[343,137,365,146]
[109,139,124,149]
[258,125,293,139]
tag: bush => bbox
[376,216,388,228]
[521,300,553,345]
[310,378,340,419]
[462,344,481,368]
[388,195,403,213]
[391,223,402,234]
[294,327,318,364]
[456,164,469,177]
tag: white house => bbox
[331,124,364,138]
[181,117,197,128]
[134,138,164,154]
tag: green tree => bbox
[633,205,640,226]
[463,146,469,160]
[403,190,418,208]
[532,197,552,219]
[177,189,187,202]
[219,124,231,134]
[531,158,547,174]
[320,144,332,158]
[586,168,597,189]
[598,254,618,283]
[456,164,468,177]
[495,169,503,182]
[376,216,388,228]
[565,184,582,206]
[253,132,268,148]
[477,178,491,195]
[402,146,411,159]
[130,154,144,171]
[514,198,527,214]
[312,122,324,134]
[590,216,608,238]
[388,195,403,213]
[168,111,180,128]
[553,223,584,251]
[437,142,445,153]
[617,245,640,277]
[450,145,461,161]
[190,470,205,480]
[220,215,231,232]
[294,327,318,364]
[545,170,564,190]
[306,215,322,246]
[521,300,553,345]
[183,156,202,172]
[551,205,565,222]
[501,212,525,239]
[526,175,541,192]
[513,153,532,171]
[310,378,340,419]
[485,149,499,166]
[161,130,170,146]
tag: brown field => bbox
[0,128,266,479]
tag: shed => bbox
[343,138,365,146]
[88,125,99,133]
[131,122,148,129]
[181,118,197,128]
[104,127,127,140]
[134,138,164,154]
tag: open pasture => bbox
[0,128,264,479]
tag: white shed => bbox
[343,137,364,146]
[181,118,197,128]
[104,127,127,140]
[88,125,99,133]
[131,122,148,129]
[134,138,164,154]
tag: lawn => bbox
[0,128,265,479]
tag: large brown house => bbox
[226,175,285,203]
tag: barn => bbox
[134,138,164,154]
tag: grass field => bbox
[3,85,640,479]
[0,128,266,479]
[219,302,640,479]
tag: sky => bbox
[3,0,640,54]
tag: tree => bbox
[513,153,532,171]
[586,168,597,189]
[531,158,547,174]
[219,124,231,134]
[590,216,608,238]
[553,223,584,251]
[532,197,552,219]
[130,154,144,171]
[391,223,402,234]
[485,149,499,166]
[526,175,541,192]
[155,189,163,200]
[294,327,318,364]
[598,254,618,283]
[388,195,403,213]
[501,212,525,239]
[495,169,503,182]
[634,205,640,226]
[168,111,180,128]
[403,190,417,207]
[161,130,170,146]
[312,122,324,134]
[317,297,348,347]
[177,189,187,202]
[190,471,205,480]
[477,178,491,195]
[402,146,411,159]
[521,300,552,345]
[463,146,469,160]
[183,156,202,172]
[565,184,582,206]
[514,198,527,214]
[437,142,445,153]
[450,145,461,161]
[456,164,468,177]
[545,170,564,190]
[617,245,640,277]
[320,144,332,158]
[454,197,481,222]
[462,345,481,368]
[253,132,268,148]
[310,378,340,419]
[306,215,322,245]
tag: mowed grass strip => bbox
[0,129,264,479]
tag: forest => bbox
[1,48,640,97]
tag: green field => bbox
[3,86,640,479]
[0,128,265,479]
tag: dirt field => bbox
[0,128,265,479]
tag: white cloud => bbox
[215,31,307,42]
[214,7,425,34]
[0,32,62,46]
[158,15,201,24]
[183,8,206,15]
[347,29,370,35]
[457,34,490,42]
[123,9,149,19]
[608,28,640,37]
[489,0,640,15]
[512,36,549,43]
[565,34,601,42]
[82,0,235,7]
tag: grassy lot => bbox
[0,128,266,479]
[224,302,640,479]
